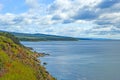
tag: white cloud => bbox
[25,0,40,8]
[92,26,115,32]
[0,0,120,39]
[48,0,102,20]
[0,13,17,25]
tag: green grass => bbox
[0,50,37,80]
[0,33,56,80]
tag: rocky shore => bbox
[0,32,56,80]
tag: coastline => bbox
[0,32,56,80]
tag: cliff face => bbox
[0,32,55,80]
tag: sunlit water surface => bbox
[22,41,120,80]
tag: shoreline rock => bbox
[0,32,56,80]
[33,51,50,57]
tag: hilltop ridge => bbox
[0,30,78,41]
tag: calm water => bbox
[22,41,120,80]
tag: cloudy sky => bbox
[0,0,120,39]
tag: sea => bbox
[21,40,120,80]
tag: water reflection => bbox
[22,41,120,80]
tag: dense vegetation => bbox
[0,32,21,45]
[0,32,55,80]
[12,32,78,41]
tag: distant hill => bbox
[0,30,117,41]
[77,37,119,41]
[77,38,111,40]
[0,30,78,41]
[11,32,79,41]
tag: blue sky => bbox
[0,0,120,39]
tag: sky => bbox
[0,0,120,39]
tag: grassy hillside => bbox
[0,32,55,80]
[12,32,78,41]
